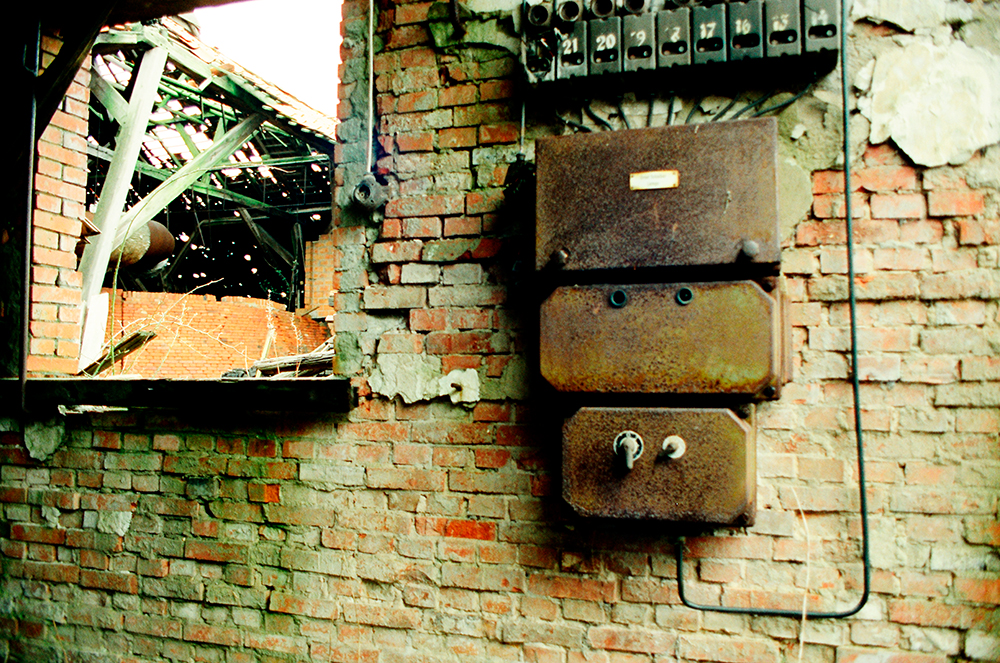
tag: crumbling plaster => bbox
[852,0,1000,168]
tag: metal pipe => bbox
[21,18,40,414]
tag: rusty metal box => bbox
[562,407,755,525]
[540,280,786,398]
[535,118,778,272]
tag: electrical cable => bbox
[684,96,703,123]
[616,100,632,130]
[666,96,675,125]
[675,0,871,619]
[710,95,740,122]
[366,0,375,173]
[583,101,614,131]
[646,95,654,128]
[753,86,813,118]
[730,91,774,119]
[554,112,592,133]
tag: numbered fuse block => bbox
[588,17,622,75]
[692,3,726,65]
[623,13,656,72]
[804,0,840,52]
[557,21,588,78]
[728,0,763,61]
[656,7,691,68]
[764,0,801,57]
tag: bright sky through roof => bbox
[193,0,342,117]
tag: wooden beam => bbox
[239,209,293,265]
[112,113,267,248]
[78,45,168,368]
[89,69,130,125]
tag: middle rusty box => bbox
[539,280,788,399]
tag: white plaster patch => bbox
[368,353,443,404]
[438,369,480,404]
[41,506,61,529]
[23,418,65,461]
[860,38,1000,167]
[852,0,972,33]
[97,511,133,537]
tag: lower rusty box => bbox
[540,280,787,398]
[562,407,755,525]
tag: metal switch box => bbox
[540,281,785,398]
[562,407,755,525]
[535,118,779,272]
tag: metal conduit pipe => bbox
[674,0,871,619]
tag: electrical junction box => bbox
[534,119,788,526]
[535,117,780,271]
[519,0,840,87]
[562,407,756,525]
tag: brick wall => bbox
[27,35,90,375]
[3,6,999,663]
[98,290,330,378]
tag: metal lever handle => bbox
[613,431,643,471]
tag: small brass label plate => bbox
[630,169,679,190]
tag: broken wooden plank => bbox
[250,350,336,375]
[79,330,157,376]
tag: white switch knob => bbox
[662,435,686,459]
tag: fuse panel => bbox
[521,0,840,86]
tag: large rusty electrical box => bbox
[535,118,787,526]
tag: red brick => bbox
[80,569,139,594]
[11,524,66,545]
[479,124,519,145]
[269,592,339,619]
[184,540,248,564]
[395,132,434,152]
[386,194,464,218]
[439,84,478,107]
[590,626,676,654]
[927,190,985,217]
[444,519,497,541]
[247,438,277,457]
[248,483,281,503]
[438,127,478,149]
[184,623,241,647]
[870,193,926,219]
[954,576,1000,604]
[528,574,617,602]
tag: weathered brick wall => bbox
[3,5,999,663]
[98,290,330,378]
[27,35,90,375]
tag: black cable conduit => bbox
[675,1,872,619]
